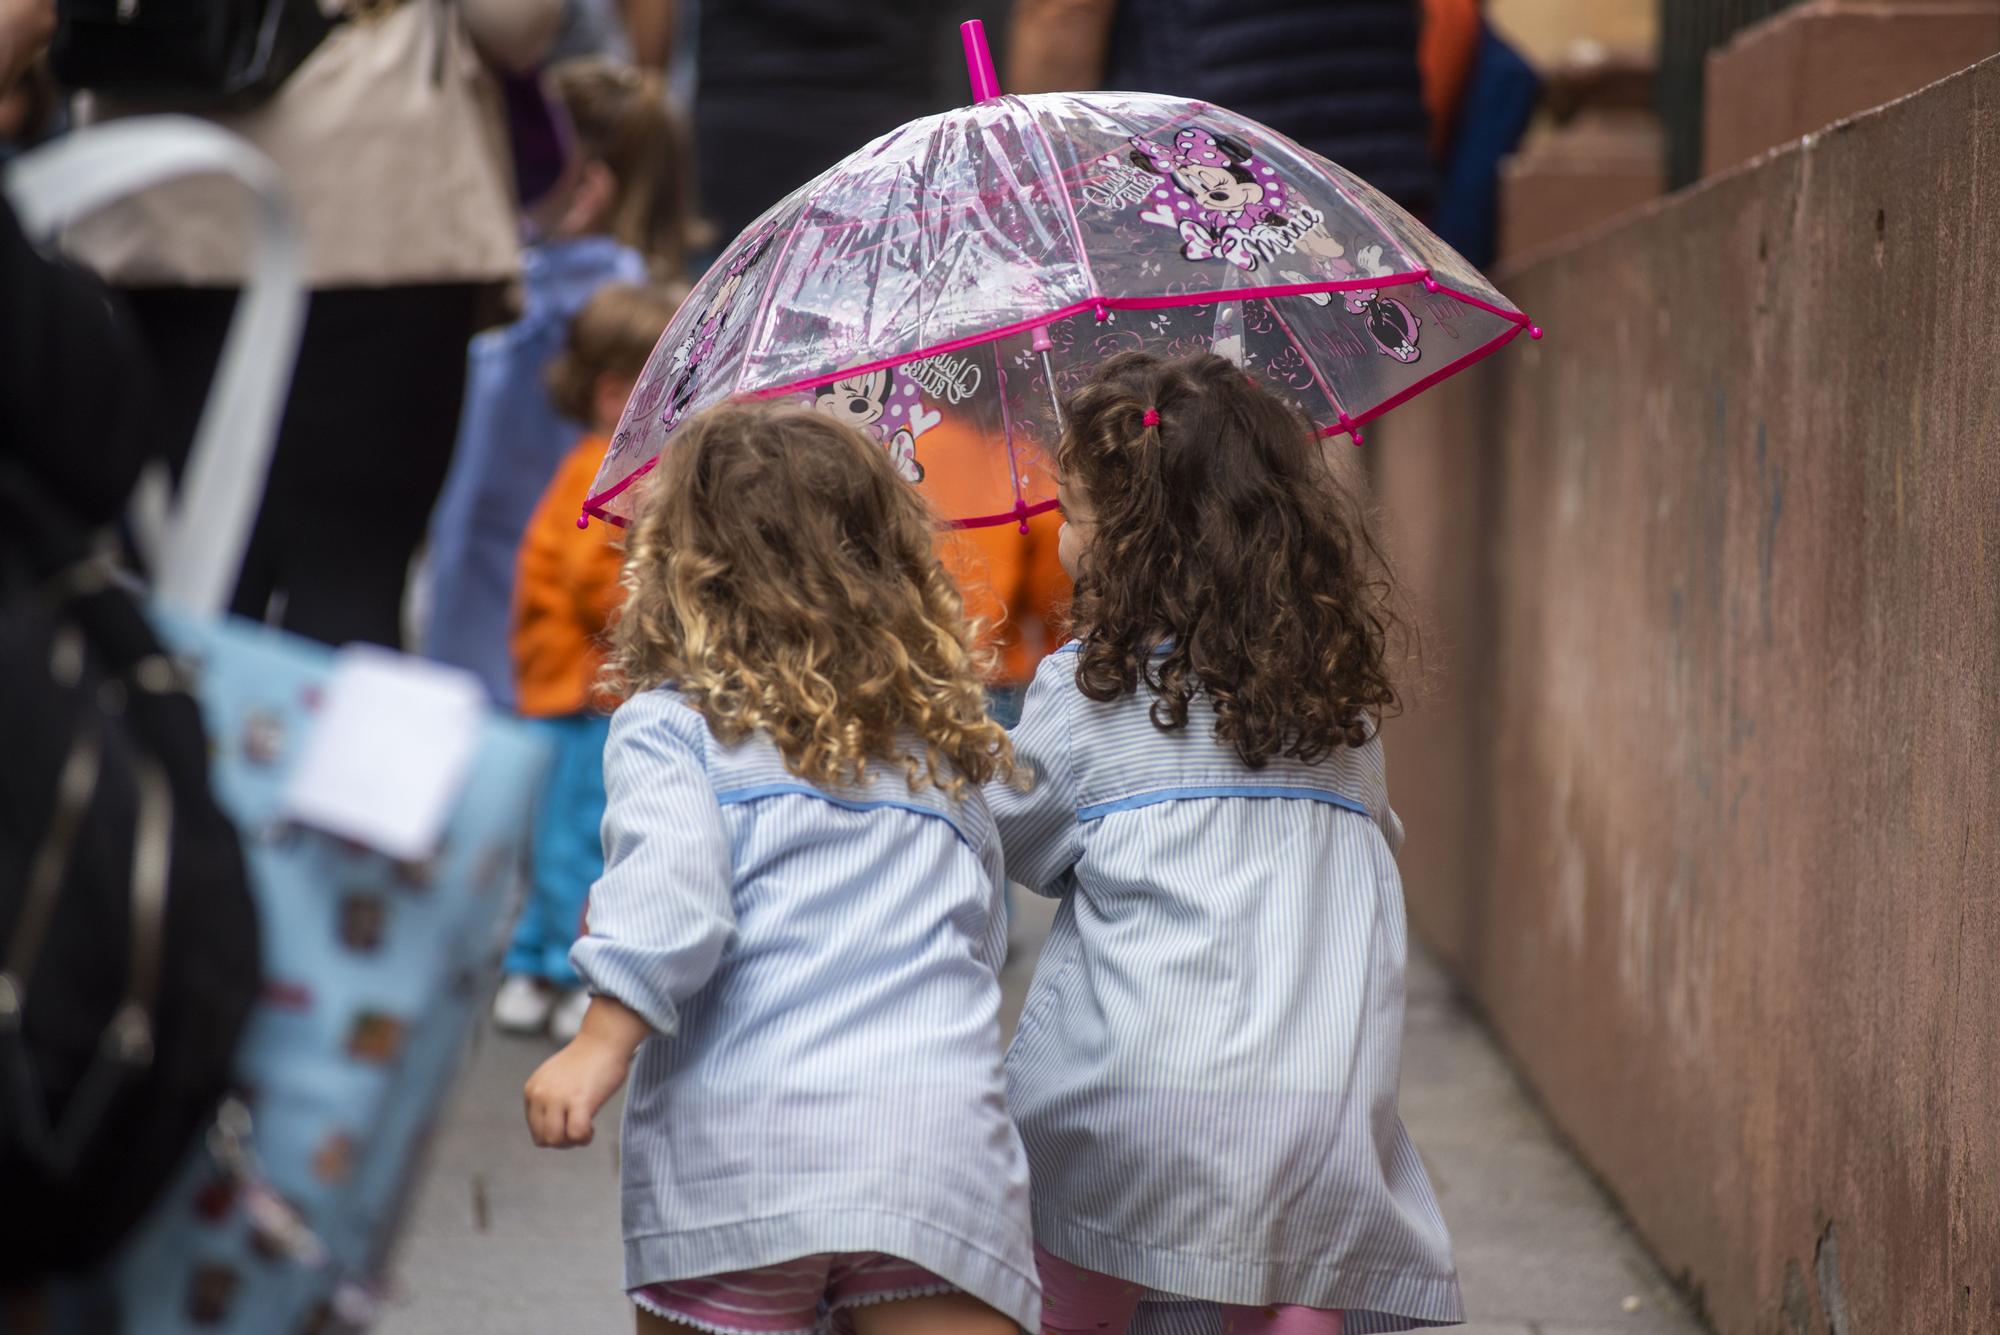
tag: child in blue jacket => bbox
[424,57,700,703]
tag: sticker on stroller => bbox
[338,894,387,952]
[344,1012,407,1064]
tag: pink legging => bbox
[1035,1245,1346,1335]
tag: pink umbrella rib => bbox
[1022,101,1103,313]
[957,498,1061,530]
[729,160,853,399]
[990,341,1032,531]
[582,453,658,525]
[586,490,1059,534]
[1313,320,1531,440]
[1426,279,1541,336]
[702,112,1207,252]
[742,273,1437,400]
[1260,296,1353,438]
[583,277,1537,523]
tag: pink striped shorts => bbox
[1037,1245,1346,1335]
[631,1252,958,1335]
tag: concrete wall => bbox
[1703,1,2000,176]
[1373,54,2000,1335]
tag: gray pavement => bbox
[375,895,1703,1335]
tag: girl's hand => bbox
[522,995,650,1148]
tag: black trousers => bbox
[119,283,483,650]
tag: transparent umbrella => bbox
[584,20,1539,531]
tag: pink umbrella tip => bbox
[1528,324,1544,340]
[961,20,1001,103]
[576,513,590,529]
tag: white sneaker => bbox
[549,988,592,1044]
[492,975,555,1034]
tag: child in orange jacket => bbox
[938,508,1069,727]
[493,282,684,1041]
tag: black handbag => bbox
[0,127,275,1285]
[0,464,263,1284]
[50,0,338,110]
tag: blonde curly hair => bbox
[608,402,1018,798]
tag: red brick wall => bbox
[1372,53,2000,1335]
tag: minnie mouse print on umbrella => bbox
[582,20,1540,532]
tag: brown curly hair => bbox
[609,403,1018,798]
[545,282,687,426]
[1058,350,1401,767]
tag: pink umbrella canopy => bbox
[584,21,1537,531]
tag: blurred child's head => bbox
[1055,350,1401,765]
[540,58,707,278]
[547,282,686,435]
[610,403,1017,797]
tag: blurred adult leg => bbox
[116,287,235,481]
[120,283,482,647]
[231,283,483,647]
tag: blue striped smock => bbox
[988,647,1462,1333]
[570,688,1040,1329]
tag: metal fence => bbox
[1658,0,1806,186]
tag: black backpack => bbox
[50,0,336,110]
[0,447,262,1282]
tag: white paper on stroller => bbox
[281,646,485,860]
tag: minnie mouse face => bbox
[1172,161,1265,218]
[813,369,892,429]
[1130,131,1280,228]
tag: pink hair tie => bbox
[1141,408,1161,427]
